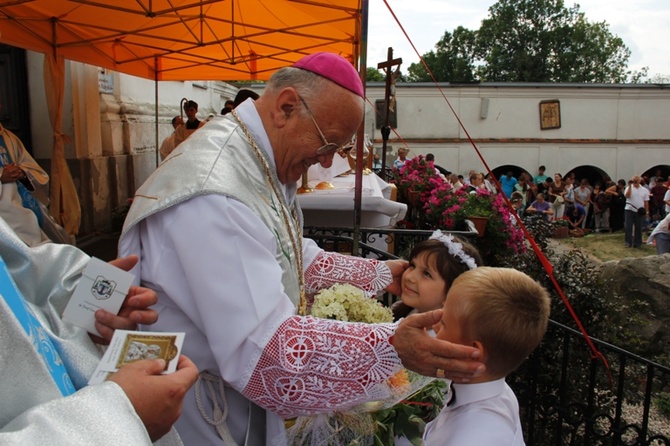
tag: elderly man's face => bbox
[275,86,363,184]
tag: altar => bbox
[297,162,406,229]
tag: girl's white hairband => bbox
[429,230,478,270]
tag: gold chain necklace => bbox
[230,110,307,315]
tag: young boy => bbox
[424,267,551,445]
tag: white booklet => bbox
[62,257,134,337]
[88,329,185,385]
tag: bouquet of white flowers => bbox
[285,284,445,446]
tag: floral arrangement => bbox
[422,185,526,263]
[310,283,393,323]
[389,155,446,205]
[286,284,444,446]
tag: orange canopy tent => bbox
[0,0,363,81]
[0,0,368,236]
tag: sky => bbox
[367,0,670,79]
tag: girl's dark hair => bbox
[408,237,483,290]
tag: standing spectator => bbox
[624,175,650,248]
[499,171,518,198]
[664,185,670,215]
[449,173,464,190]
[548,173,567,219]
[533,165,549,185]
[159,115,184,161]
[650,177,667,219]
[536,177,553,198]
[606,179,627,232]
[466,172,484,194]
[649,169,664,188]
[483,172,498,194]
[426,153,448,179]
[0,118,51,246]
[174,100,206,148]
[513,175,530,210]
[591,183,610,232]
[647,213,670,254]
[574,179,592,229]
[394,148,409,169]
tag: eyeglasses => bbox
[297,94,353,155]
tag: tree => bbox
[366,67,385,82]
[407,0,640,83]
[407,27,478,83]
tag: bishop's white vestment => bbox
[119,100,404,445]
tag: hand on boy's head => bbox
[384,259,409,296]
[393,309,485,382]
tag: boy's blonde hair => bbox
[449,267,551,378]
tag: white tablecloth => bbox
[297,173,407,228]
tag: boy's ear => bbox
[472,340,485,361]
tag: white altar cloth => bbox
[297,172,407,229]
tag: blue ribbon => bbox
[0,258,75,396]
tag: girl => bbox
[392,230,483,320]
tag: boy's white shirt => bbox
[423,378,525,446]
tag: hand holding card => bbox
[62,257,134,337]
[88,330,185,385]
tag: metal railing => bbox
[304,226,670,445]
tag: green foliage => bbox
[366,67,385,82]
[656,393,670,417]
[406,27,478,83]
[407,0,640,83]
[374,380,448,446]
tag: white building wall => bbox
[362,83,670,181]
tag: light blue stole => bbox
[0,135,44,226]
[0,257,75,396]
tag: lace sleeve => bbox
[304,251,392,297]
[242,316,402,418]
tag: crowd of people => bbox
[387,155,669,253]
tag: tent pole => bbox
[155,56,159,167]
[353,0,369,256]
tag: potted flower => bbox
[389,155,446,207]
[424,186,526,264]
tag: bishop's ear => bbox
[273,88,300,126]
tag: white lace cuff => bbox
[304,251,392,297]
[243,316,402,418]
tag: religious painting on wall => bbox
[539,99,561,130]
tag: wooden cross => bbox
[377,47,402,175]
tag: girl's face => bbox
[400,252,448,313]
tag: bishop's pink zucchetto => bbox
[292,52,364,97]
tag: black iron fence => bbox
[304,226,670,445]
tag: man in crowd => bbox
[624,175,650,248]
[533,165,548,185]
[0,119,50,246]
[120,52,484,445]
[159,116,184,161]
[174,100,206,148]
